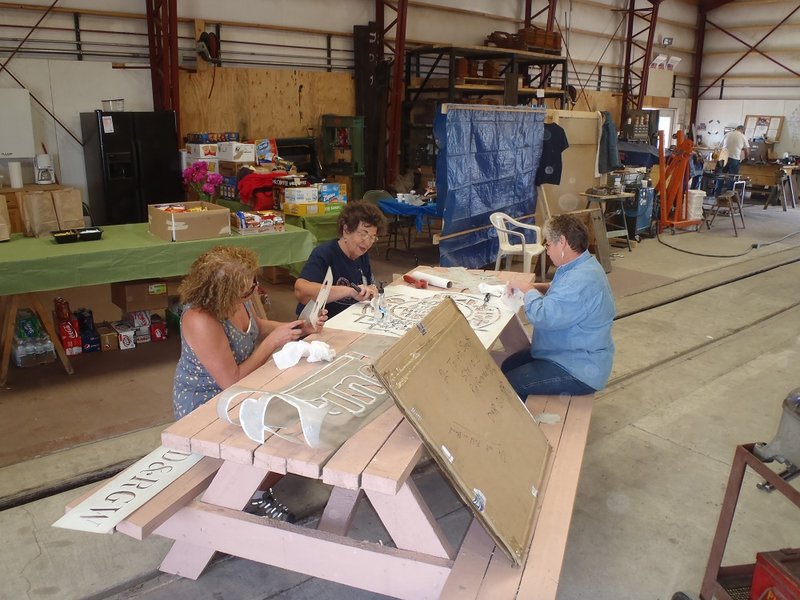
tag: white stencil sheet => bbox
[324,286,514,349]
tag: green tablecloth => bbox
[284,213,340,244]
[0,223,315,296]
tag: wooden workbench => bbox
[738,162,799,211]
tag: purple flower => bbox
[201,182,215,195]
[207,173,223,186]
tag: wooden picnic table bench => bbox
[65,268,595,599]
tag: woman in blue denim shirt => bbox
[502,214,616,399]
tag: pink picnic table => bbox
[66,269,594,599]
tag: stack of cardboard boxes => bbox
[108,280,169,350]
[282,182,348,216]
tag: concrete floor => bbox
[3,201,800,600]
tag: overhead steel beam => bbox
[525,0,558,31]
[0,0,59,77]
[145,0,180,135]
[698,3,800,98]
[377,0,408,187]
[620,0,662,126]
[688,12,706,127]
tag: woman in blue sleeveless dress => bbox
[172,246,326,521]
[172,246,324,419]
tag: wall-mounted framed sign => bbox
[744,115,784,142]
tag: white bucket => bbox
[687,190,706,220]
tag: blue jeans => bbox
[501,349,597,399]
[725,158,741,175]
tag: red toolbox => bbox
[750,548,800,600]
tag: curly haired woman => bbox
[172,246,325,419]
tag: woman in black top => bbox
[294,201,387,318]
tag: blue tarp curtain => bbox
[434,106,545,268]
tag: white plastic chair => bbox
[489,212,546,279]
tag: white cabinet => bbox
[0,89,35,159]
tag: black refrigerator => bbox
[80,110,184,225]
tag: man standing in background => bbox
[721,125,749,174]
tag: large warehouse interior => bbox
[1,1,800,599]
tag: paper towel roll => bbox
[411,270,452,289]
[8,161,23,188]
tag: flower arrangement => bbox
[182,161,224,202]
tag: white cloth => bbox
[273,340,336,370]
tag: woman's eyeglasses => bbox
[354,229,379,244]
[241,276,261,299]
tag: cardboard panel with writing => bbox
[372,298,551,566]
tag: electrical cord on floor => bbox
[656,228,800,258]
[753,229,800,248]
[656,229,755,258]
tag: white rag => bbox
[272,340,336,370]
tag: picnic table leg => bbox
[317,487,363,536]
[0,294,20,388]
[159,460,270,579]
[366,479,455,559]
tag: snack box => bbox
[255,138,278,164]
[186,143,218,158]
[231,210,285,235]
[283,187,319,204]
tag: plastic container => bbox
[52,230,79,243]
[101,99,124,112]
[687,190,706,221]
[77,227,103,241]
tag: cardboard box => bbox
[283,202,345,216]
[262,266,293,285]
[96,322,119,351]
[255,138,278,164]
[58,318,82,356]
[230,210,285,235]
[273,175,308,210]
[110,321,136,350]
[111,281,168,312]
[148,201,231,242]
[186,143,218,158]
[218,160,255,177]
[123,310,151,328]
[317,183,342,203]
[217,142,255,162]
[283,187,318,204]
[150,314,168,342]
[372,299,550,567]
[81,328,101,353]
[186,157,219,174]
[134,325,151,344]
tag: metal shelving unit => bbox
[401,44,568,172]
